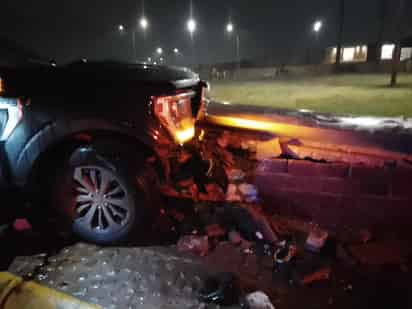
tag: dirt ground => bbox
[2,200,412,309]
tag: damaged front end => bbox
[151,82,230,202]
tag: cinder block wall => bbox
[254,159,412,230]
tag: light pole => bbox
[187,0,196,66]
[173,48,181,65]
[311,20,323,64]
[117,25,137,62]
[226,22,240,70]
[139,0,149,61]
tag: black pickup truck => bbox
[0,50,207,244]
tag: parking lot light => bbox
[226,22,234,33]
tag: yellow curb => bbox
[0,272,101,309]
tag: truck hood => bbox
[0,61,200,96]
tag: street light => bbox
[313,20,323,33]
[226,22,234,34]
[225,22,240,70]
[156,47,163,55]
[187,18,197,35]
[310,20,323,65]
[139,16,148,30]
[173,48,179,54]
[118,24,125,32]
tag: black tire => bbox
[51,141,159,245]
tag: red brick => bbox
[350,164,388,179]
[283,191,341,223]
[349,165,390,196]
[256,171,388,197]
[321,178,359,196]
[255,173,323,194]
[255,159,288,174]
[288,160,349,178]
[260,190,292,215]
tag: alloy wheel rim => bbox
[73,166,131,234]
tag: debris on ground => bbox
[336,244,357,267]
[255,138,282,161]
[198,272,242,306]
[305,229,329,253]
[301,267,332,286]
[177,235,210,257]
[13,219,32,232]
[244,291,276,309]
[358,229,373,244]
[226,205,278,245]
[205,224,227,239]
[273,241,298,281]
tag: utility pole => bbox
[390,0,404,87]
[335,0,345,70]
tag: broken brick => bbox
[302,267,331,286]
[228,230,243,245]
[13,219,32,232]
[177,235,210,256]
[305,229,329,253]
[205,224,226,238]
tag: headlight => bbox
[0,97,23,141]
[153,91,196,145]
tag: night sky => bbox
[1,0,411,65]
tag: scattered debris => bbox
[226,205,278,244]
[198,272,241,306]
[169,209,185,223]
[228,230,243,246]
[272,241,298,281]
[305,229,329,253]
[226,184,243,202]
[226,169,246,182]
[255,138,282,161]
[205,224,226,238]
[13,219,32,232]
[244,291,275,309]
[301,267,332,286]
[238,184,259,203]
[177,235,210,256]
[336,244,357,267]
[343,284,353,292]
[359,229,373,244]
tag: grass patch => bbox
[210,74,412,117]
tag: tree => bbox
[335,0,345,69]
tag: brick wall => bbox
[254,159,412,230]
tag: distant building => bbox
[324,35,412,64]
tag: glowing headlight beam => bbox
[176,126,195,145]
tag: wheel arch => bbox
[13,119,161,192]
